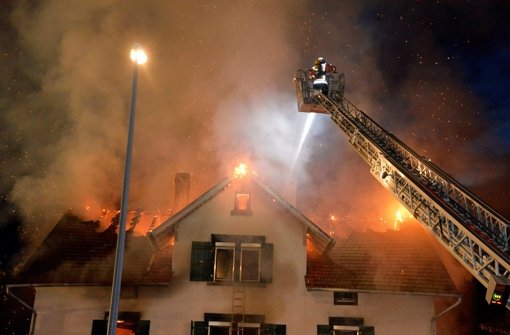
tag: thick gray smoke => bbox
[1,1,509,252]
[2,1,329,246]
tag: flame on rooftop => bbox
[393,208,413,231]
[234,163,248,179]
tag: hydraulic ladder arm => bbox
[294,69,510,307]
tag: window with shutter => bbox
[190,236,273,284]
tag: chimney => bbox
[174,172,191,212]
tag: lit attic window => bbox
[232,193,252,215]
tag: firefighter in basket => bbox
[309,57,336,96]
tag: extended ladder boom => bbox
[294,69,510,305]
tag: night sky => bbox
[0,0,509,280]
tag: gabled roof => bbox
[306,223,459,297]
[148,175,335,254]
[11,214,172,286]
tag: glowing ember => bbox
[328,215,336,236]
[234,163,248,178]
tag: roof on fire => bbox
[12,214,172,286]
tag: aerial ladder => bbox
[293,67,510,308]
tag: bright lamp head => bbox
[130,44,147,64]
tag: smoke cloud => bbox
[1,0,509,254]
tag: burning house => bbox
[8,169,461,335]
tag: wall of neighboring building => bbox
[31,181,439,335]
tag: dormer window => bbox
[231,193,253,215]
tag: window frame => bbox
[208,321,231,335]
[214,242,236,282]
[317,317,374,335]
[333,292,358,305]
[332,325,361,335]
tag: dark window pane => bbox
[210,326,230,335]
[215,248,234,281]
[91,320,106,335]
[241,248,260,282]
[274,325,286,335]
[333,292,358,305]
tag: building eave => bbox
[306,286,462,299]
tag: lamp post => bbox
[107,44,147,335]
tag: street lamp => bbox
[107,44,147,335]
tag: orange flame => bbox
[234,163,248,178]
[393,208,413,231]
[393,210,403,230]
